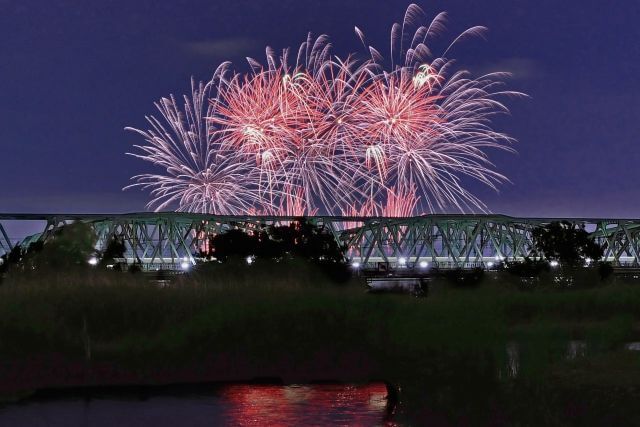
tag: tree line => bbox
[1,219,612,280]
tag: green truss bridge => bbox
[1,213,640,271]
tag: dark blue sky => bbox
[2,0,640,217]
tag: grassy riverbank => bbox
[1,263,639,424]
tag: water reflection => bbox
[625,342,640,351]
[0,383,390,427]
[505,341,519,378]
[220,384,389,425]
[566,340,587,359]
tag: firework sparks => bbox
[126,4,521,216]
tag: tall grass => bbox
[2,264,640,424]
[0,264,639,391]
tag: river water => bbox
[0,383,392,426]
[4,340,640,426]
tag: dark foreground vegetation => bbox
[1,263,640,425]
[1,220,639,424]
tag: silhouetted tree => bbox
[532,221,604,268]
[128,262,142,274]
[267,218,347,263]
[99,236,126,268]
[598,262,614,280]
[207,219,347,264]
[0,246,23,275]
[207,229,262,261]
[20,222,96,271]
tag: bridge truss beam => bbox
[0,222,12,255]
[1,213,640,270]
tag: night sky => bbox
[2,0,640,218]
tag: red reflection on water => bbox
[219,383,391,426]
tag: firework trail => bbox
[127,4,521,216]
[125,73,264,214]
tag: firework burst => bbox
[127,4,522,216]
[125,76,263,214]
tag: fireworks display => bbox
[126,4,520,216]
